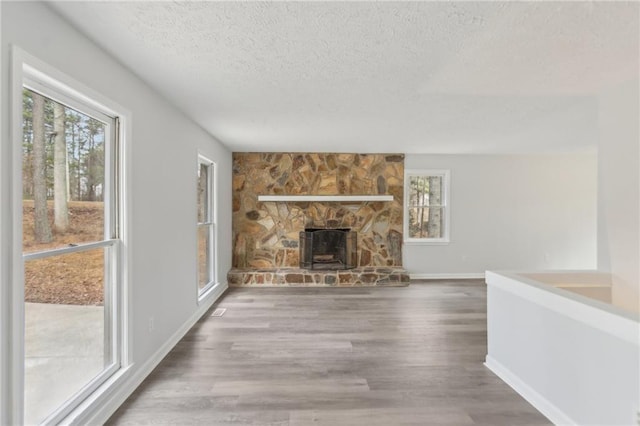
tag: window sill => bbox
[197,281,218,302]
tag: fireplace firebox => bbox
[299,228,357,270]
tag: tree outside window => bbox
[405,170,450,243]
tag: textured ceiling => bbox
[49,1,639,154]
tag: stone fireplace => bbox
[228,153,410,286]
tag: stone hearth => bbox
[228,267,410,287]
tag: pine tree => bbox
[31,92,52,243]
[53,101,69,232]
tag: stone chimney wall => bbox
[232,153,404,268]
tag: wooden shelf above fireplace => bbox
[257,195,394,202]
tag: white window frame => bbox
[197,154,217,300]
[403,169,451,245]
[4,47,131,425]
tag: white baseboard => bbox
[69,282,228,425]
[410,273,485,280]
[484,355,575,426]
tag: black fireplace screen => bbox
[299,228,357,270]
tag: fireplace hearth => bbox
[300,228,357,270]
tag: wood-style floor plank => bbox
[106,281,550,425]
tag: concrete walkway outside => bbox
[25,302,104,425]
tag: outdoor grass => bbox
[23,200,104,305]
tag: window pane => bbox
[408,175,428,206]
[21,83,118,424]
[197,162,209,223]
[22,89,106,253]
[24,247,110,424]
[407,207,445,239]
[197,158,215,295]
[408,175,443,207]
[198,225,212,289]
[427,176,443,207]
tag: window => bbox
[7,49,128,426]
[404,170,450,244]
[197,156,216,296]
[21,85,122,424]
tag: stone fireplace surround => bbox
[229,153,410,286]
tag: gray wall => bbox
[403,153,598,276]
[597,78,640,313]
[1,1,232,422]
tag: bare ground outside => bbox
[23,200,104,305]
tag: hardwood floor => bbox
[107,281,550,425]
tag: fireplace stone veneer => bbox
[230,152,406,286]
[232,153,404,269]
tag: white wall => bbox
[404,154,598,277]
[0,2,8,423]
[0,1,231,423]
[597,78,640,313]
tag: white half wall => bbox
[597,78,640,314]
[486,271,639,426]
[0,2,8,423]
[404,154,598,276]
[1,1,231,423]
